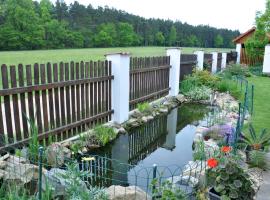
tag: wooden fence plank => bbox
[40,64,49,133]
[59,62,66,139]
[53,63,61,140]
[2,65,13,141]
[70,61,76,137]
[10,66,21,141]
[34,63,42,134]
[18,64,28,138]
[65,63,71,137]
[80,61,85,131]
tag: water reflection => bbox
[84,104,211,188]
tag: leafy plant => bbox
[193,140,206,161]
[0,183,33,200]
[94,125,117,146]
[27,118,40,163]
[248,150,269,170]
[206,146,255,199]
[221,64,251,78]
[215,79,242,100]
[240,124,270,150]
[152,179,186,200]
[185,86,212,101]
[59,161,108,200]
[137,102,152,114]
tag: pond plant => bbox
[206,146,256,200]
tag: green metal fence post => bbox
[152,164,157,200]
[251,84,254,115]
[38,146,44,200]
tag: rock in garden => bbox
[182,161,207,178]
[145,115,154,121]
[141,116,148,123]
[4,162,46,184]
[106,185,149,200]
[43,168,88,198]
[169,175,199,187]
[46,143,71,167]
[246,167,263,193]
[130,111,143,119]
[159,107,168,114]
[176,94,186,103]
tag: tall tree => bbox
[214,34,224,48]
[168,25,177,46]
[155,31,165,46]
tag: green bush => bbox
[222,64,251,78]
[216,79,242,100]
[137,102,152,113]
[94,125,117,146]
[185,86,212,101]
[249,65,263,76]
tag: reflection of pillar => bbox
[163,108,178,150]
[111,134,129,185]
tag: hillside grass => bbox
[247,76,270,132]
[0,46,233,66]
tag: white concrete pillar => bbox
[221,52,227,70]
[211,52,218,73]
[106,53,130,123]
[166,48,181,96]
[236,43,241,64]
[194,50,204,70]
[263,45,270,74]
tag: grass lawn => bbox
[0,46,233,66]
[247,76,270,132]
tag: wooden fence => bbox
[226,51,237,64]
[0,61,113,149]
[204,53,213,72]
[129,56,171,110]
[179,54,197,81]
[240,47,263,66]
[217,53,222,72]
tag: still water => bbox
[83,104,213,191]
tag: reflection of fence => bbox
[128,116,167,165]
[129,57,170,110]
[0,61,113,150]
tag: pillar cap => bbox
[166,47,182,50]
[105,52,131,56]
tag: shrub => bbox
[216,79,242,100]
[152,179,186,200]
[94,125,117,146]
[249,150,269,170]
[137,102,152,113]
[191,69,220,88]
[249,65,263,76]
[185,86,212,101]
[222,64,251,78]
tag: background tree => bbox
[155,31,165,46]
[0,0,240,50]
[168,25,177,46]
[246,0,270,59]
[214,34,224,48]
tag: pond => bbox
[82,103,217,192]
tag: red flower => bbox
[207,158,218,168]
[221,146,232,153]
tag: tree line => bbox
[0,0,240,50]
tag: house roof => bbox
[233,27,256,44]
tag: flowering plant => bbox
[206,146,255,199]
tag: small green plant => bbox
[94,125,117,146]
[222,64,251,78]
[152,179,186,200]
[27,118,40,163]
[193,140,206,161]
[215,79,242,100]
[185,85,212,101]
[59,161,108,200]
[15,149,22,157]
[249,150,269,170]
[137,102,152,113]
[240,124,270,150]
[0,183,33,200]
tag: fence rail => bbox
[129,56,170,110]
[0,61,113,149]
